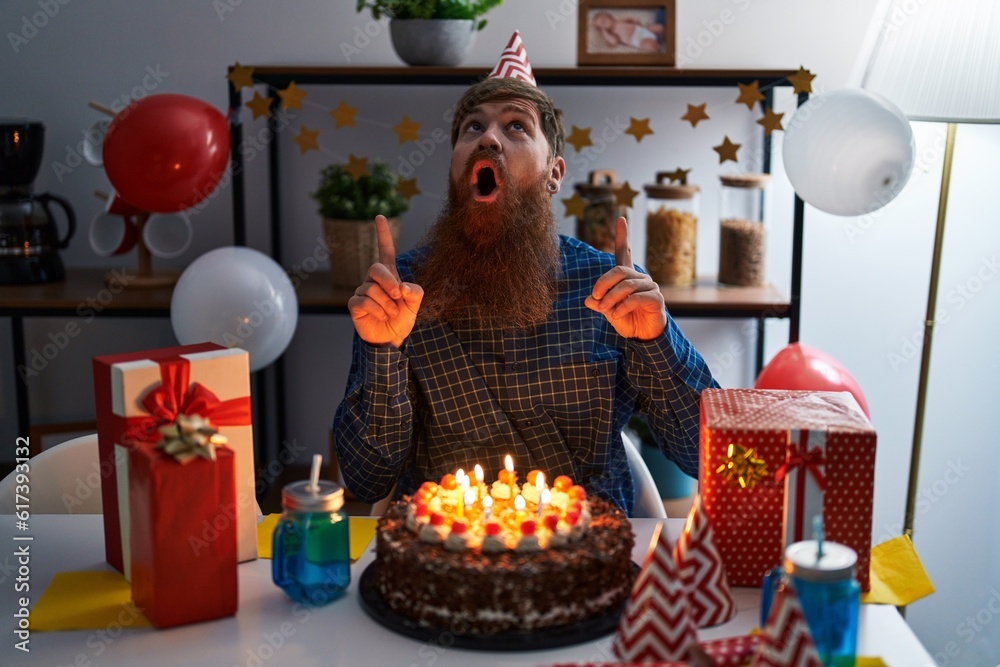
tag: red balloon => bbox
[754,343,871,418]
[103,94,229,213]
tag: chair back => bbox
[622,431,668,518]
[0,434,102,514]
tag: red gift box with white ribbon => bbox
[700,389,876,590]
[93,343,257,574]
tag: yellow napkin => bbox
[256,514,378,562]
[31,571,152,631]
[862,534,935,606]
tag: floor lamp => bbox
[859,0,1000,541]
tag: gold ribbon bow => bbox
[716,443,769,490]
[156,414,228,464]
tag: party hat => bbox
[488,31,536,86]
[752,583,823,667]
[611,524,697,662]
[674,494,737,627]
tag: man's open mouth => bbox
[472,160,501,202]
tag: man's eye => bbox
[510,122,525,131]
[466,121,483,132]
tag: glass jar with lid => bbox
[272,478,351,606]
[718,173,770,287]
[644,173,699,286]
[574,169,628,254]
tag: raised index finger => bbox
[614,216,632,268]
[375,214,399,281]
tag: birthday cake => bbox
[374,463,635,635]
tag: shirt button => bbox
[591,367,600,377]
[525,420,534,427]
[512,363,520,371]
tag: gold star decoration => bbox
[291,125,319,154]
[392,115,421,144]
[278,81,306,111]
[664,167,690,185]
[561,191,587,218]
[713,136,741,164]
[681,103,710,128]
[716,443,770,491]
[625,117,654,142]
[788,66,816,95]
[615,181,640,208]
[565,126,593,152]
[246,91,272,120]
[227,62,255,92]
[757,107,785,136]
[329,100,359,128]
[397,178,420,200]
[736,81,765,111]
[344,154,369,181]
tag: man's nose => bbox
[478,127,502,153]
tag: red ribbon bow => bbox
[774,443,826,491]
[120,356,252,446]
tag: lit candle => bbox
[539,487,550,517]
[464,488,476,524]
[482,495,493,523]
[535,471,546,493]
[514,494,526,527]
[505,455,515,500]
[474,464,484,501]
[456,488,464,521]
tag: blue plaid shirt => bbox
[333,235,718,515]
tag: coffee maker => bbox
[0,120,76,283]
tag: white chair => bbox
[621,431,668,519]
[0,433,103,514]
[369,433,667,519]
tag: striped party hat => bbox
[488,31,536,86]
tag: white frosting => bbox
[480,534,508,554]
[549,490,570,511]
[521,483,540,504]
[418,523,447,543]
[443,531,470,552]
[490,481,519,500]
[515,534,540,552]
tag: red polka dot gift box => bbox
[700,389,876,590]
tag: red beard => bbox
[414,149,561,330]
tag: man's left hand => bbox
[585,216,667,340]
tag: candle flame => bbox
[482,495,493,509]
[464,488,476,505]
[541,488,551,505]
[535,471,545,491]
[514,495,526,511]
[474,464,484,484]
[456,468,465,486]
[505,455,514,474]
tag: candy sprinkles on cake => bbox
[405,455,593,553]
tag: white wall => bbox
[1,1,997,663]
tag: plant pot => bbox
[389,19,476,67]
[323,216,401,288]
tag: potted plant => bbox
[311,160,409,288]
[356,0,503,66]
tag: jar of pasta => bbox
[644,174,699,286]
[575,170,627,254]
[718,173,770,287]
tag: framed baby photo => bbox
[577,0,676,66]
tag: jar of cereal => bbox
[574,170,627,254]
[718,173,770,287]
[644,173,699,286]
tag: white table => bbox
[0,515,934,666]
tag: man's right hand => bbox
[348,215,423,348]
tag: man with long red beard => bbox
[334,41,717,515]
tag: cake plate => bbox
[358,561,637,651]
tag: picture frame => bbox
[577,0,676,66]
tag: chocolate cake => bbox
[374,494,635,635]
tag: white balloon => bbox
[783,88,915,216]
[171,247,298,372]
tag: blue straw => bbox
[814,514,824,560]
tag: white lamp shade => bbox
[861,0,1000,123]
[783,89,915,217]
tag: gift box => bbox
[129,443,238,627]
[94,343,257,573]
[700,389,876,590]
